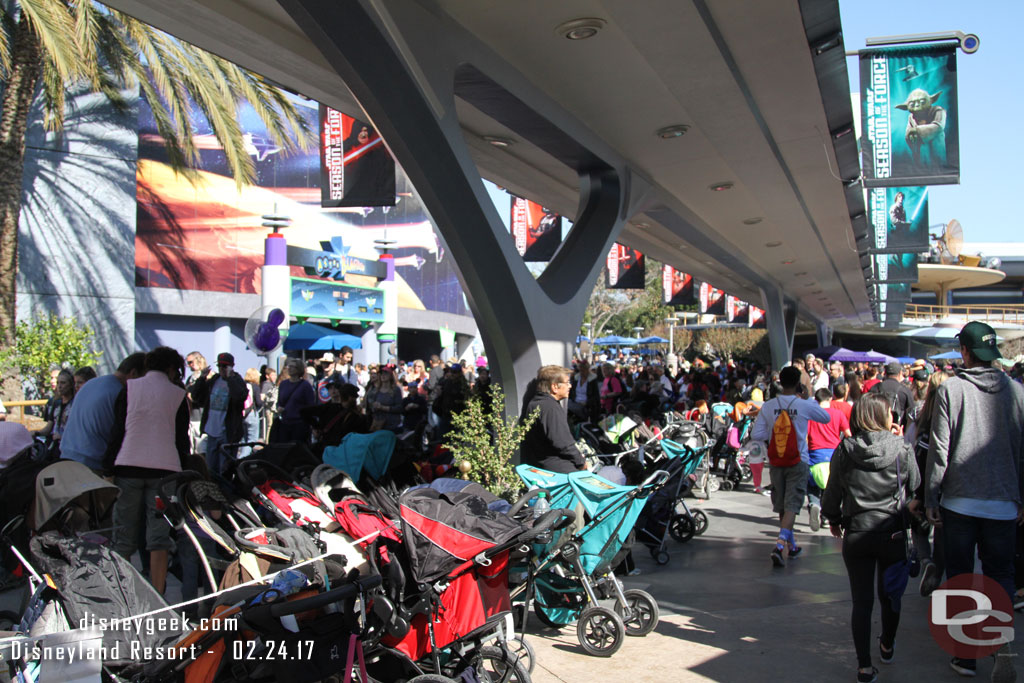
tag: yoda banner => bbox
[860,45,959,187]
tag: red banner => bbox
[749,306,766,329]
[699,282,726,315]
[662,266,695,305]
[605,244,645,289]
[510,196,561,261]
[319,106,395,207]
[726,295,749,324]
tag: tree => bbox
[443,384,538,500]
[583,257,685,339]
[0,0,312,344]
[0,314,102,399]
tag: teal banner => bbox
[868,186,929,254]
[860,45,959,187]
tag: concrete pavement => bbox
[524,487,1022,683]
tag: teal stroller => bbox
[513,465,667,657]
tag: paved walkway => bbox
[525,487,1023,683]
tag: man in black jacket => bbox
[869,361,915,428]
[521,365,585,473]
[191,352,248,474]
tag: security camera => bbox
[960,33,980,54]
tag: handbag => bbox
[882,445,919,612]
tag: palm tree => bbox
[0,0,312,344]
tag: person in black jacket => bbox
[520,365,585,473]
[190,352,248,474]
[821,392,920,683]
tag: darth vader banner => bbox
[869,186,929,254]
[320,106,396,207]
[726,295,749,324]
[699,282,726,315]
[605,244,645,289]
[860,45,959,187]
[510,196,561,261]
[662,266,695,305]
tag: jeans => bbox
[843,530,906,669]
[940,507,1017,666]
[205,434,227,475]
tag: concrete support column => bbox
[280,0,629,415]
[815,323,832,349]
[761,287,795,370]
[213,318,232,357]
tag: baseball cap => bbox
[956,321,1002,362]
[216,352,235,366]
[912,369,928,381]
[884,361,902,376]
[321,352,334,363]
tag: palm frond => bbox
[38,58,66,132]
[220,61,313,154]
[17,0,81,82]
[0,6,17,80]
[71,0,101,90]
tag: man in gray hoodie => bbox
[926,321,1024,680]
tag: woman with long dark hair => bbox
[822,393,919,683]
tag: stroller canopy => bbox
[399,487,524,584]
[32,460,119,532]
[324,430,395,481]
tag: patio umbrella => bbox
[282,323,363,351]
[900,324,1002,347]
[830,349,897,363]
[929,350,963,361]
[636,336,669,344]
[805,345,845,358]
[593,335,639,346]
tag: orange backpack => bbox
[766,398,801,468]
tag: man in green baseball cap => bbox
[956,320,1002,363]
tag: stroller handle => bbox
[520,508,575,545]
[250,575,382,619]
[639,469,671,489]
[507,488,544,517]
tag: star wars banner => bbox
[320,105,396,207]
[605,244,645,289]
[860,45,959,187]
[868,186,930,254]
[872,282,913,304]
[726,295,749,324]
[510,196,561,261]
[749,306,766,329]
[871,252,919,283]
[662,266,695,305]
[699,282,726,315]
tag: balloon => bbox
[253,324,281,353]
[267,308,285,327]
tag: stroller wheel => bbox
[577,606,625,657]
[475,644,531,682]
[408,676,458,683]
[721,479,734,492]
[668,514,695,543]
[707,476,721,493]
[614,589,660,637]
[655,550,671,565]
[507,636,536,674]
[740,464,753,483]
[692,509,710,536]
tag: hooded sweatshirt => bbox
[821,431,919,532]
[926,366,1024,510]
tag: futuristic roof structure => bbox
[102,0,871,328]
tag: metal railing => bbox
[2,400,47,430]
[903,304,1024,325]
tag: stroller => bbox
[635,434,714,564]
[515,466,666,657]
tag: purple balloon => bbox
[266,311,286,329]
[253,324,281,353]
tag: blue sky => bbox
[840,0,1023,243]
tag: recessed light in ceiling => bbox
[482,136,513,148]
[704,260,714,265]
[781,260,794,265]
[555,17,606,40]
[743,217,763,225]
[632,221,650,229]
[656,125,690,139]
[765,241,782,248]
[709,182,734,192]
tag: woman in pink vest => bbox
[103,346,190,595]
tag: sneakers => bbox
[949,657,977,677]
[808,504,821,532]
[771,545,785,567]
[627,568,642,577]
[878,638,894,665]
[857,666,878,683]
[761,489,773,497]
[753,486,762,494]
[919,559,941,597]
[788,546,803,558]
[992,644,1017,683]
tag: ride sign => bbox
[929,573,1014,659]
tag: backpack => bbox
[766,397,801,468]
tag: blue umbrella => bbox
[929,350,963,361]
[637,336,669,344]
[594,335,639,346]
[282,323,363,351]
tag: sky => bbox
[839,0,1024,244]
